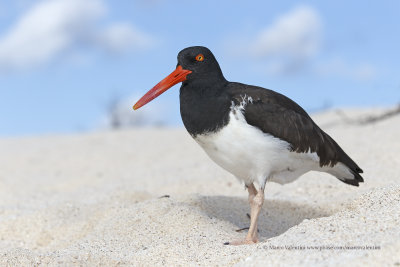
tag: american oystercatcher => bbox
[133,46,364,245]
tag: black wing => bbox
[228,83,363,185]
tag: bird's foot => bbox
[224,237,258,246]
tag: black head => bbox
[177,46,225,82]
[133,46,226,110]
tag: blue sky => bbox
[0,0,399,136]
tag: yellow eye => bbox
[195,54,204,61]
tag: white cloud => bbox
[0,0,154,72]
[95,23,154,54]
[0,0,103,71]
[225,5,377,80]
[251,6,322,59]
[247,6,322,74]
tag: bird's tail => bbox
[326,161,364,186]
[319,132,364,187]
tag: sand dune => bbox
[0,108,399,266]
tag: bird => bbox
[133,46,364,245]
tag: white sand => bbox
[0,108,399,266]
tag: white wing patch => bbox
[231,94,254,112]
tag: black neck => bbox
[179,78,231,137]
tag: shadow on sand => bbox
[195,195,333,240]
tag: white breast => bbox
[194,104,320,187]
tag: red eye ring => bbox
[195,54,204,61]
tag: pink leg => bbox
[227,183,265,245]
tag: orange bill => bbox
[133,65,192,110]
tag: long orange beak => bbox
[133,65,192,110]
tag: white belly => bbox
[194,109,320,186]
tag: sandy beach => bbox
[0,108,399,266]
